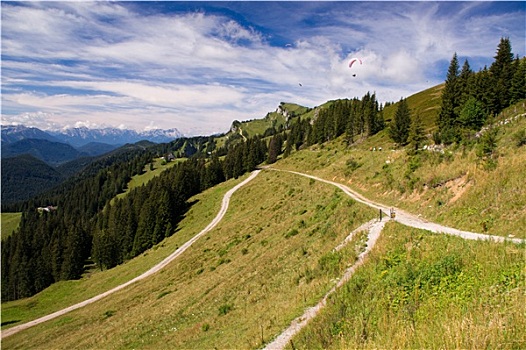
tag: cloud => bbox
[2,2,524,135]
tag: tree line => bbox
[1,134,269,301]
[388,38,525,147]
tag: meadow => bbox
[1,170,376,349]
[1,212,21,240]
[290,222,525,349]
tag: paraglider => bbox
[348,58,362,69]
[349,58,362,77]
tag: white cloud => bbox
[2,2,524,135]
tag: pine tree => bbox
[267,134,283,164]
[457,59,473,110]
[510,58,526,104]
[438,53,460,140]
[489,37,515,114]
[389,98,412,145]
[408,113,426,151]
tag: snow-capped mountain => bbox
[1,125,61,144]
[2,124,183,147]
[50,127,183,147]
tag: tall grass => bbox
[290,222,525,349]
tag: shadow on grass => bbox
[1,320,21,327]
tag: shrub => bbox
[285,229,299,238]
[514,129,526,147]
[218,303,233,316]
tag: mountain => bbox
[77,142,119,156]
[49,127,183,147]
[1,154,65,204]
[1,138,85,166]
[1,125,60,144]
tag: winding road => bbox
[263,168,524,349]
[1,170,261,339]
[2,167,523,341]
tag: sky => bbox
[2,1,525,136]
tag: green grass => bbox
[273,103,526,238]
[1,171,376,349]
[1,175,239,330]
[112,157,182,203]
[383,83,444,132]
[1,212,21,240]
[289,222,525,349]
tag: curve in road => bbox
[1,170,261,339]
[272,169,524,244]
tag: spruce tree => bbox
[489,37,515,114]
[510,58,526,104]
[438,53,460,142]
[408,114,426,151]
[389,98,412,145]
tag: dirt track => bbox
[1,170,261,339]
[263,218,387,350]
[279,169,524,244]
[262,168,524,349]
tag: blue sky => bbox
[2,1,525,136]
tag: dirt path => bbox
[1,170,261,339]
[263,218,387,350]
[262,168,524,350]
[274,169,524,244]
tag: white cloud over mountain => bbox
[2,1,524,135]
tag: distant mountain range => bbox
[2,125,183,148]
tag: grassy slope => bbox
[383,83,444,131]
[1,174,238,328]
[112,157,181,204]
[273,100,526,239]
[1,212,22,240]
[291,222,525,349]
[2,171,376,349]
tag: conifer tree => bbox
[408,113,426,151]
[489,37,515,114]
[267,133,283,164]
[457,59,473,110]
[389,98,411,145]
[438,53,460,142]
[510,58,526,104]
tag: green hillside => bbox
[2,171,377,349]
[1,213,21,240]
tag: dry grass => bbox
[1,171,375,349]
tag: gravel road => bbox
[262,168,524,349]
[1,170,261,339]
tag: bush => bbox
[514,129,526,147]
[218,303,233,316]
[285,229,299,238]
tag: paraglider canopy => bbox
[348,58,362,68]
